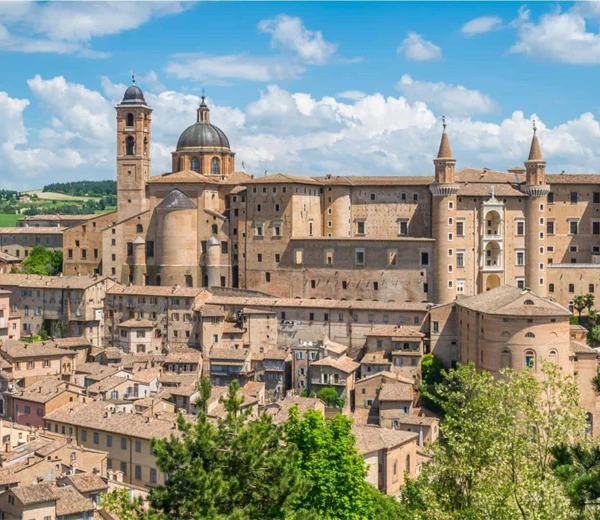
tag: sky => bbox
[3,1,600,189]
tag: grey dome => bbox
[156,189,197,211]
[122,84,146,105]
[176,122,230,151]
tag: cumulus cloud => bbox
[0,2,185,57]
[5,74,600,189]
[257,14,337,65]
[510,5,600,64]
[397,32,442,61]
[397,75,498,116]
[462,16,503,35]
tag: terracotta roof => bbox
[571,340,598,355]
[204,295,430,312]
[0,251,21,263]
[366,325,424,339]
[314,175,433,186]
[253,349,288,361]
[458,183,524,197]
[243,173,323,185]
[54,486,94,516]
[169,385,198,397]
[19,214,97,222]
[76,362,118,376]
[159,373,198,386]
[323,337,349,356]
[148,169,219,184]
[392,414,439,426]
[118,319,155,328]
[355,370,414,386]
[310,355,359,373]
[0,338,76,359]
[49,337,91,348]
[198,304,226,317]
[0,227,63,235]
[209,347,250,361]
[546,174,600,184]
[436,130,453,159]
[63,473,108,494]
[164,348,202,364]
[132,368,161,384]
[11,483,56,505]
[360,351,391,365]
[218,171,252,185]
[0,468,19,486]
[353,426,418,454]
[0,273,108,290]
[269,396,325,425]
[455,168,525,184]
[87,375,130,394]
[527,133,543,162]
[108,285,206,298]
[45,402,180,440]
[15,378,80,404]
[379,383,414,401]
[457,285,571,317]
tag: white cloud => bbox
[5,74,600,189]
[337,90,366,101]
[257,14,337,65]
[510,5,600,64]
[397,75,498,116]
[0,2,185,57]
[165,53,305,84]
[462,16,503,36]
[398,32,442,62]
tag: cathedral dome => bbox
[176,95,230,151]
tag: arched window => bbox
[525,350,536,370]
[524,299,534,305]
[525,332,535,338]
[211,224,218,234]
[501,348,511,368]
[406,454,411,473]
[136,224,143,233]
[191,157,200,172]
[126,113,134,127]
[548,349,558,365]
[125,136,135,156]
[211,157,221,175]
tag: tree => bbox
[22,246,62,276]
[589,309,598,327]
[552,443,600,520]
[100,488,144,520]
[406,363,586,520]
[419,353,446,415]
[588,325,600,347]
[574,295,587,318]
[317,387,339,407]
[107,379,307,520]
[284,408,376,520]
[585,293,596,311]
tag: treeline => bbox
[20,196,117,216]
[0,190,18,201]
[42,180,116,197]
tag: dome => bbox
[176,95,230,151]
[155,189,197,211]
[176,122,230,151]
[121,84,146,105]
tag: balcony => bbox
[311,377,347,387]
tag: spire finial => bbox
[200,88,206,105]
[442,115,446,132]
[533,119,537,135]
[132,71,136,85]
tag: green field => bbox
[23,190,100,202]
[0,214,20,227]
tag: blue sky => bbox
[2,1,600,189]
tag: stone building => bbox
[0,227,62,260]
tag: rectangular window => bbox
[325,251,334,266]
[150,469,157,484]
[420,252,429,266]
[516,221,525,236]
[107,435,112,447]
[135,465,142,479]
[294,249,303,265]
[595,193,600,204]
[121,438,127,450]
[354,249,365,266]
[570,221,579,235]
[398,220,409,235]
[571,192,578,203]
[81,430,87,442]
[516,251,525,266]
[456,251,464,267]
[456,279,465,294]
[456,221,464,236]
[548,192,554,203]
[254,223,264,237]
[356,220,366,235]
[594,222,600,235]
[93,432,99,444]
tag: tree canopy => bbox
[22,246,62,276]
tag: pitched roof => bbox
[53,486,94,516]
[118,319,155,329]
[313,175,433,186]
[310,355,359,373]
[353,426,418,454]
[571,340,598,355]
[378,383,414,401]
[366,325,424,339]
[391,414,439,426]
[63,473,108,494]
[14,378,80,404]
[0,251,21,263]
[87,375,130,394]
[0,227,63,235]
[155,188,198,210]
[355,370,414,386]
[45,402,180,440]
[164,348,202,364]
[0,339,76,359]
[49,337,91,348]
[0,273,108,290]
[360,351,391,365]
[323,337,349,356]
[546,173,600,184]
[268,396,325,425]
[148,170,218,185]
[243,173,323,185]
[11,483,56,505]
[132,368,161,384]
[108,285,206,298]
[456,285,571,317]
[209,347,250,362]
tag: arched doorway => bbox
[486,274,500,291]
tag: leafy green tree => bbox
[317,387,339,407]
[419,353,446,415]
[589,309,598,327]
[146,380,304,519]
[574,295,587,318]
[551,443,600,520]
[284,408,374,520]
[100,488,145,520]
[23,246,62,276]
[585,293,596,311]
[588,325,600,347]
[407,363,586,520]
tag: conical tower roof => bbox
[527,132,543,162]
[436,117,454,160]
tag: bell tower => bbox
[116,75,152,221]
